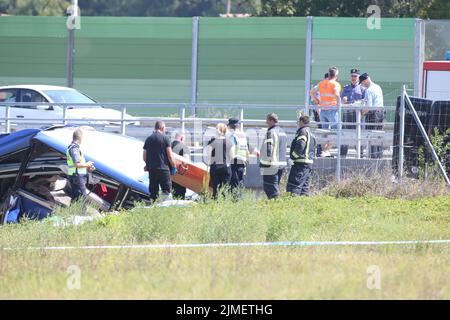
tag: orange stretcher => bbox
[171,153,212,194]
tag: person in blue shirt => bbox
[340,68,366,157]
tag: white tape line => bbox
[3,240,450,251]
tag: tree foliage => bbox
[0,0,448,19]
[0,0,69,16]
[259,0,450,19]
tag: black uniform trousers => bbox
[210,164,231,199]
[69,174,88,201]
[286,163,312,196]
[365,110,384,158]
[149,169,172,202]
[262,168,284,199]
[172,182,186,200]
[230,164,245,189]
[341,110,356,157]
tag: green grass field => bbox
[0,193,449,299]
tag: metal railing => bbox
[0,101,399,182]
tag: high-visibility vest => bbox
[291,127,315,165]
[317,79,342,109]
[66,143,87,176]
[260,127,287,167]
[231,131,249,164]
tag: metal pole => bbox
[405,94,450,187]
[356,105,361,159]
[66,0,78,88]
[121,105,126,136]
[180,106,186,132]
[66,28,74,88]
[304,16,313,116]
[63,105,67,125]
[226,0,231,14]
[240,106,244,131]
[414,19,425,97]
[336,97,342,182]
[191,16,199,117]
[5,106,10,133]
[398,85,406,180]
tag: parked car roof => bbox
[0,85,77,91]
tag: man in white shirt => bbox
[359,73,384,158]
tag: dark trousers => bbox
[341,110,357,157]
[262,168,284,199]
[172,182,186,200]
[149,169,172,202]
[230,163,245,189]
[69,175,88,201]
[313,110,323,157]
[210,164,231,199]
[365,110,384,159]
[286,164,312,196]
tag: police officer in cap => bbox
[341,68,366,157]
[286,115,316,196]
[227,118,249,199]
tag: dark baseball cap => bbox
[359,73,369,82]
[350,69,360,75]
[227,118,240,126]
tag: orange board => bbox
[172,153,211,194]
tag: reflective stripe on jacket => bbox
[259,125,287,168]
[290,126,316,165]
[317,79,342,109]
[231,131,249,164]
[66,143,87,175]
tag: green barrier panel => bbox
[197,17,307,119]
[73,17,192,116]
[311,17,415,109]
[0,16,67,86]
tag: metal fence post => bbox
[336,97,342,182]
[356,105,362,159]
[414,19,425,97]
[398,85,406,180]
[180,105,186,132]
[5,106,10,133]
[304,16,313,116]
[240,106,244,131]
[63,105,67,125]
[191,16,199,117]
[405,93,450,187]
[121,105,127,136]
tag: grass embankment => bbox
[0,195,449,247]
[0,194,449,299]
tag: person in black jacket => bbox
[287,115,316,196]
[206,123,232,199]
[143,121,177,202]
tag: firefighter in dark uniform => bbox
[66,128,95,201]
[206,123,232,199]
[227,118,249,199]
[171,132,190,199]
[287,116,316,196]
[259,113,287,199]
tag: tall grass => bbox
[0,191,448,249]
